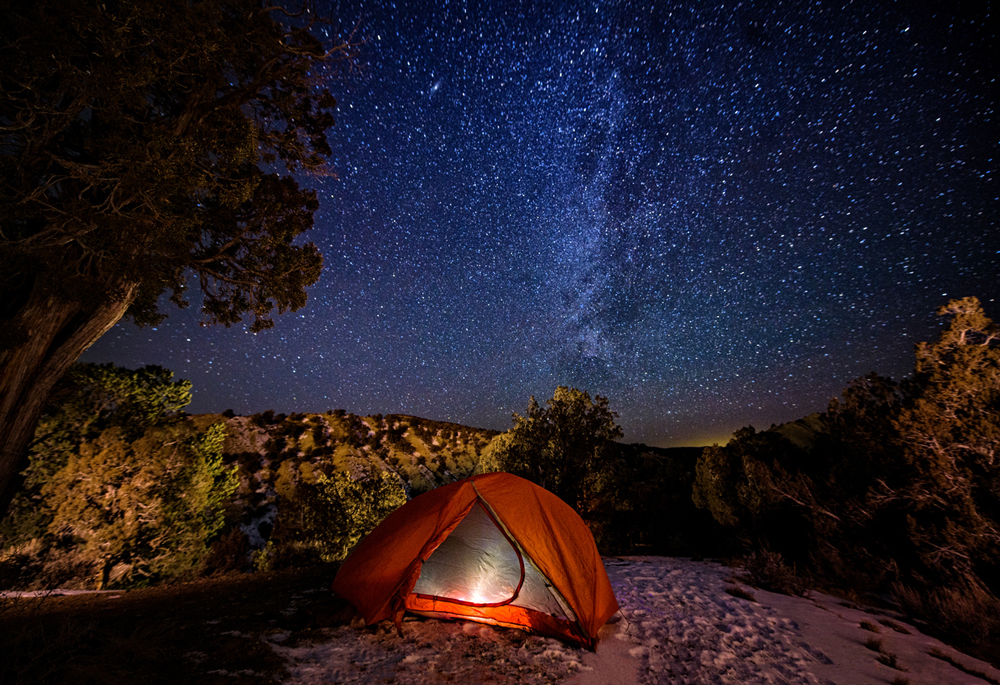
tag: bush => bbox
[200,528,251,575]
[268,460,407,566]
[741,548,807,596]
[691,298,1000,657]
[251,409,276,426]
[39,421,238,586]
[303,465,407,563]
[0,364,241,589]
[724,585,756,602]
[894,580,1000,663]
[475,386,623,513]
[863,637,883,652]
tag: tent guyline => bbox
[333,473,619,649]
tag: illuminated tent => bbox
[332,472,618,649]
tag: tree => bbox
[0,363,194,543]
[691,426,811,546]
[892,297,1000,582]
[475,386,623,511]
[42,420,237,586]
[265,458,406,566]
[0,362,235,587]
[690,298,1000,654]
[0,0,346,513]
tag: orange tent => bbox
[332,472,618,649]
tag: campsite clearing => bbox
[5,557,1000,684]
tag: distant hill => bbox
[208,410,500,550]
[212,410,714,557]
[768,413,828,450]
[217,410,497,493]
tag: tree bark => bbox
[0,281,136,518]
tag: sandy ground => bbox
[271,557,1000,685]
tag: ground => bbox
[4,558,1000,684]
[0,565,348,684]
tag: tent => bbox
[332,472,618,649]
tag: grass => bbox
[878,618,911,634]
[894,580,1000,665]
[877,651,906,671]
[741,549,807,596]
[863,636,883,652]
[928,647,1000,685]
[724,585,756,602]
[0,564,351,684]
[859,630,906,672]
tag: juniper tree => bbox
[0,0,345,514]
[476,386,623,512]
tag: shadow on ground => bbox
[0,564,354,684]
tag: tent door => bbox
[411,501,571,619]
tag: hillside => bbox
[211,410,500,560]
[220,410,498,494]
[217,411,716,561]
[1,399,720,592]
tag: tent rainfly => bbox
[332,472,619,649]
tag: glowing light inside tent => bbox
[413,503,522,605]
[458,578,517,605]
[411,502,571,619]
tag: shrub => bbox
[878,618,910,634]
[270,462,406,566]
[690,299,1000,658]
[0,364,239,589]
[928,648,1000,685]
[894,581,1000,662]
[864,637,883,652]
[252,409,276,426]
[200,528,251,575]
[474,386,623,514]
[877,651,906,671]
[860,620,880,633]
[741,549,806,596]
[40,421,237,586]
[724,585,756,602]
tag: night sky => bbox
[81,1,998,447]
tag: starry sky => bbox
[81,0,998,447]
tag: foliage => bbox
[475,386,623,511]
[0,0,346,516]
[691,297,1000,657]
[271,460,406,565]
[43,421,237,585]
[1,363,193,545]
[893,297,1000,581]
[691,426,812,547]
[0,0,339,331]
[580,443,729,556]
[895,579,1000,661]
[724,585,756,602]
[474,388,728,555]
[41,363,192,439]
[0,363,235,587]
[740,548,806,596]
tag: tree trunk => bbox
[0,281,136,518]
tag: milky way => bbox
[82,1,998,446]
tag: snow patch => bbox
[240,504,277,549]
[269,557,1000,685]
